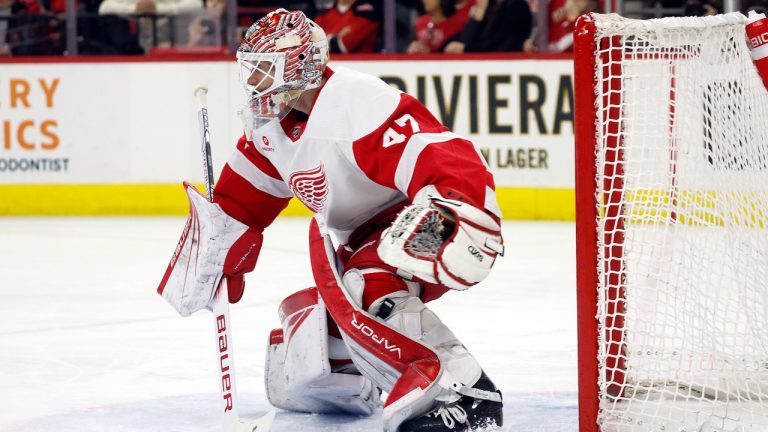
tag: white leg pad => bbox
[341,269,480,390]
[307,220,485,432]
[264,288,381,416]
[408,299,482,393]
[338,295,484,430]
[384,296,482,401]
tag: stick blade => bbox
[226,409,276,432]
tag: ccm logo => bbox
[750,32,768,48]
[467,245,484,262]
[351,313,402,359]
[216,315,234,412]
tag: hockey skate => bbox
[398,372,503,432]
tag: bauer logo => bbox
[216,315,234,412]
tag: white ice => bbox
[0,217,578,431]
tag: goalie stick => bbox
[193,84,275,432]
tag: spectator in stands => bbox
[183,0,225,47]
[443,0,531,53]
[1,0,63,55]
[547,0,597,52]
[314,0,381,53]
[406,0,473,53]
[391,0,421,51]
[98,0,202,50]
[743,0,768,14]
[314,0,334,12]
[41,0,69,13]
[1,0,12,55]
[683,0,721,15]
[75,0,146,55]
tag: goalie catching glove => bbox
[378,186,504,290]
[156,182,263,316]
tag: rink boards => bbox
[0,54,574,219]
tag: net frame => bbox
[575,12,768,432]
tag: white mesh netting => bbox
[590,12,768,432]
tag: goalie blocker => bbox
[156,182,263,316]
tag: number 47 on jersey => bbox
[383,114,421,147]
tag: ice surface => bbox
[0,217,577,431]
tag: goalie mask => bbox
[237,9,329,137]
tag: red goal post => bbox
[574,12,768,432]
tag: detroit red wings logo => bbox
[289,165,328,212]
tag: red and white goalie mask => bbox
[236,9,329,138]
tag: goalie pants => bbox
[265,217,487,432]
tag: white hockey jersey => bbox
[214,66,500,245]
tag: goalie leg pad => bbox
[308,218,489,432]
[264,287,380,416]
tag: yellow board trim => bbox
[0,184,575,220]
[620,189,768,228]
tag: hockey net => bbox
[574,12,768,432]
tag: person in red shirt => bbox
[443,0,531,53]
[547,0,597,52]
[314,0,381,53]
[407,0,473,53]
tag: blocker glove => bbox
[157,182,263,316]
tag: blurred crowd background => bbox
[0,0,766,57]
